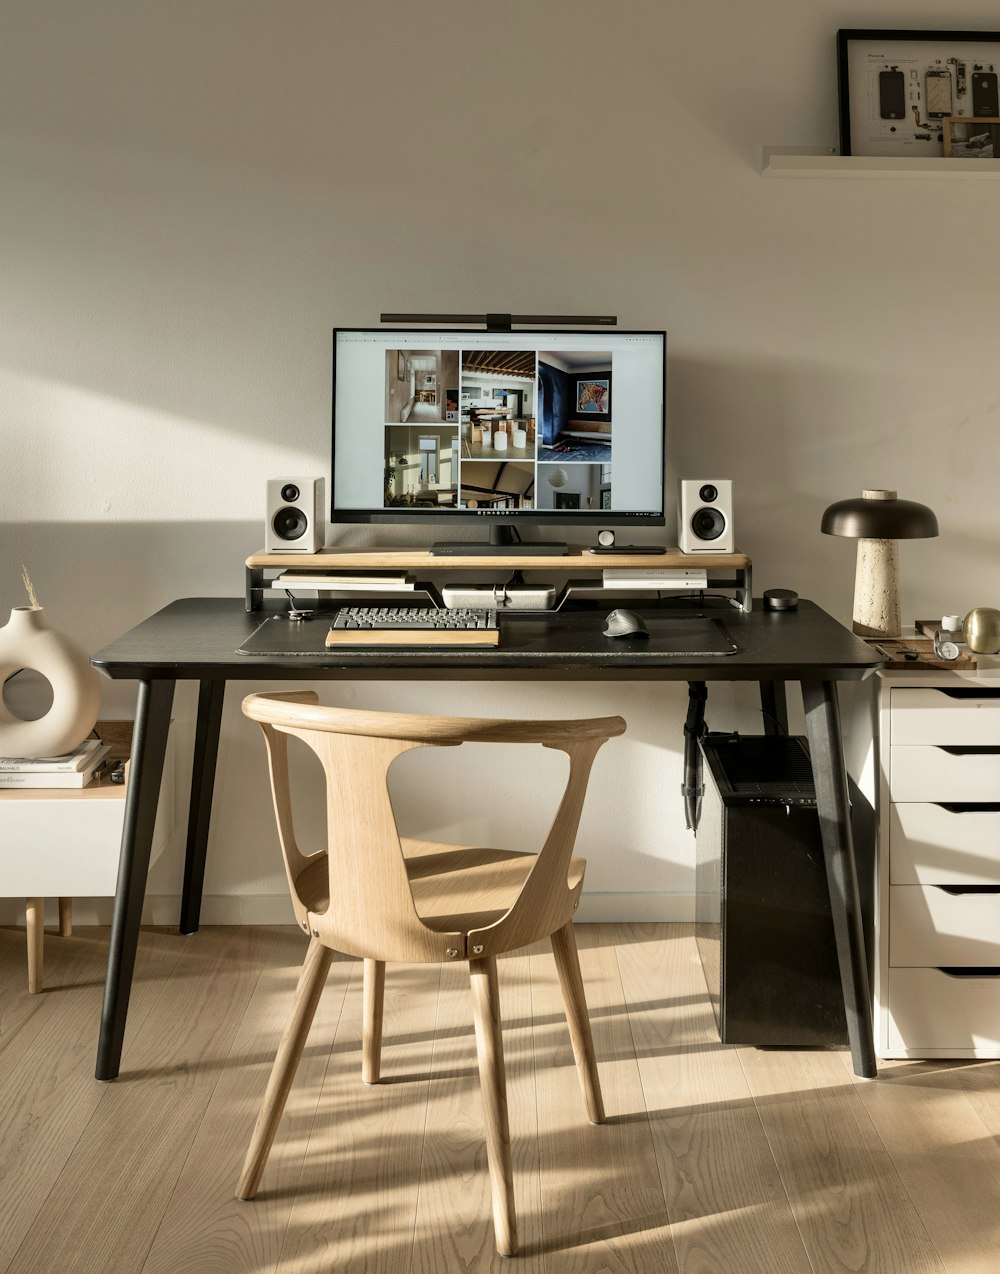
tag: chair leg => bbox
[26,898,44,994]
[237,936,333,1200]
[362,958,385,1084]
[469,956,517,1257]
[58,898,73,937]
[550,921,606,1124]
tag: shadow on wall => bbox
[0,520,267,716]
[665,352,996,627]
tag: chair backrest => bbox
[243,691,625,963]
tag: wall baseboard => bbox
[0,892,695,928]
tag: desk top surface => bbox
[91,598,883,684]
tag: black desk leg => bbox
[96,677,176,1081]
[759,681,788,736]
[801,679,877,1079]
[179,679,226,934]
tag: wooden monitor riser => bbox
[246,548,751,572]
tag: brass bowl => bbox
[963,607,1000,654]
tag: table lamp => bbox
[820,488,938,638]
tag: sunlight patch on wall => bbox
[0,366,321,521]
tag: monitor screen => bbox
[331,328,665,534]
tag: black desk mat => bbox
[236,611,739,658]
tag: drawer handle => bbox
[936,803,1000,813]
[938,967,1000,978]
[934,885,1000,896]
[938,746,1000,756]
[932,689,1000,701]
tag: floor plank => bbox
[532,924,679,1273]
[615,924,813,1274]
[408,947,542,1273]
[738,1045,946,1274]
[142,929,353,1274]
[276,959,442,1273]
[0,922,110,1059]
[839,1054,1000,1273]
[6,927,275,1274]
[2,923,1000,1274]
[0,928,184,1271]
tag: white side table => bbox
[0,724,173,991]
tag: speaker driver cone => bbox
[691,507,726,541]
[272,507,308,541]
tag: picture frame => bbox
[837,29,1000,158]
[397,350,406,381]
[943,115,1000,157]
[576,379,609,414]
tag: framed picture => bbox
[943,115,1000,157]
[576,379,609,413]
[396,351,406,381]
[837,29,1000,157]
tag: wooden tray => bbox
[866,637,977,670]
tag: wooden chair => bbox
[236,691,626,1257]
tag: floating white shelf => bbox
[761,145,1000,179]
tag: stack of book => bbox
[0,737,112,789]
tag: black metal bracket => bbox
[682,680,709,831]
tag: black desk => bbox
[91,597,882,1081]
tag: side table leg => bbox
[26,898,44,994]
[96,678,175,1081]
[802,679,877,1078]
[179,679,226,934]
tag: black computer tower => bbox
[695,734,874,1047]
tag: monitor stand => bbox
[429,526,569,557]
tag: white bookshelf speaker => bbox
[679,480,734,554]
[265,477,326,553]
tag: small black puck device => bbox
[762,588,798,612]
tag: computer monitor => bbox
[331,327,665,554]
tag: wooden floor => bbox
[2,923,999,1273]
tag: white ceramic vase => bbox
[0,607,101,758]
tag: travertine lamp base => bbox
[852,490,900,639]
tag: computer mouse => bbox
[604,609,649,638]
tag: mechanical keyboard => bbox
[325,606,500,647]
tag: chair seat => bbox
[294,838,586,937]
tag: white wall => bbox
[3,0,998,922]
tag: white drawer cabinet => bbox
[876,671,1000,1057]
[887,687,1000,745]
[890,745,1000,802]
[889,803,1000,885]
[886,969,1000,1052]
